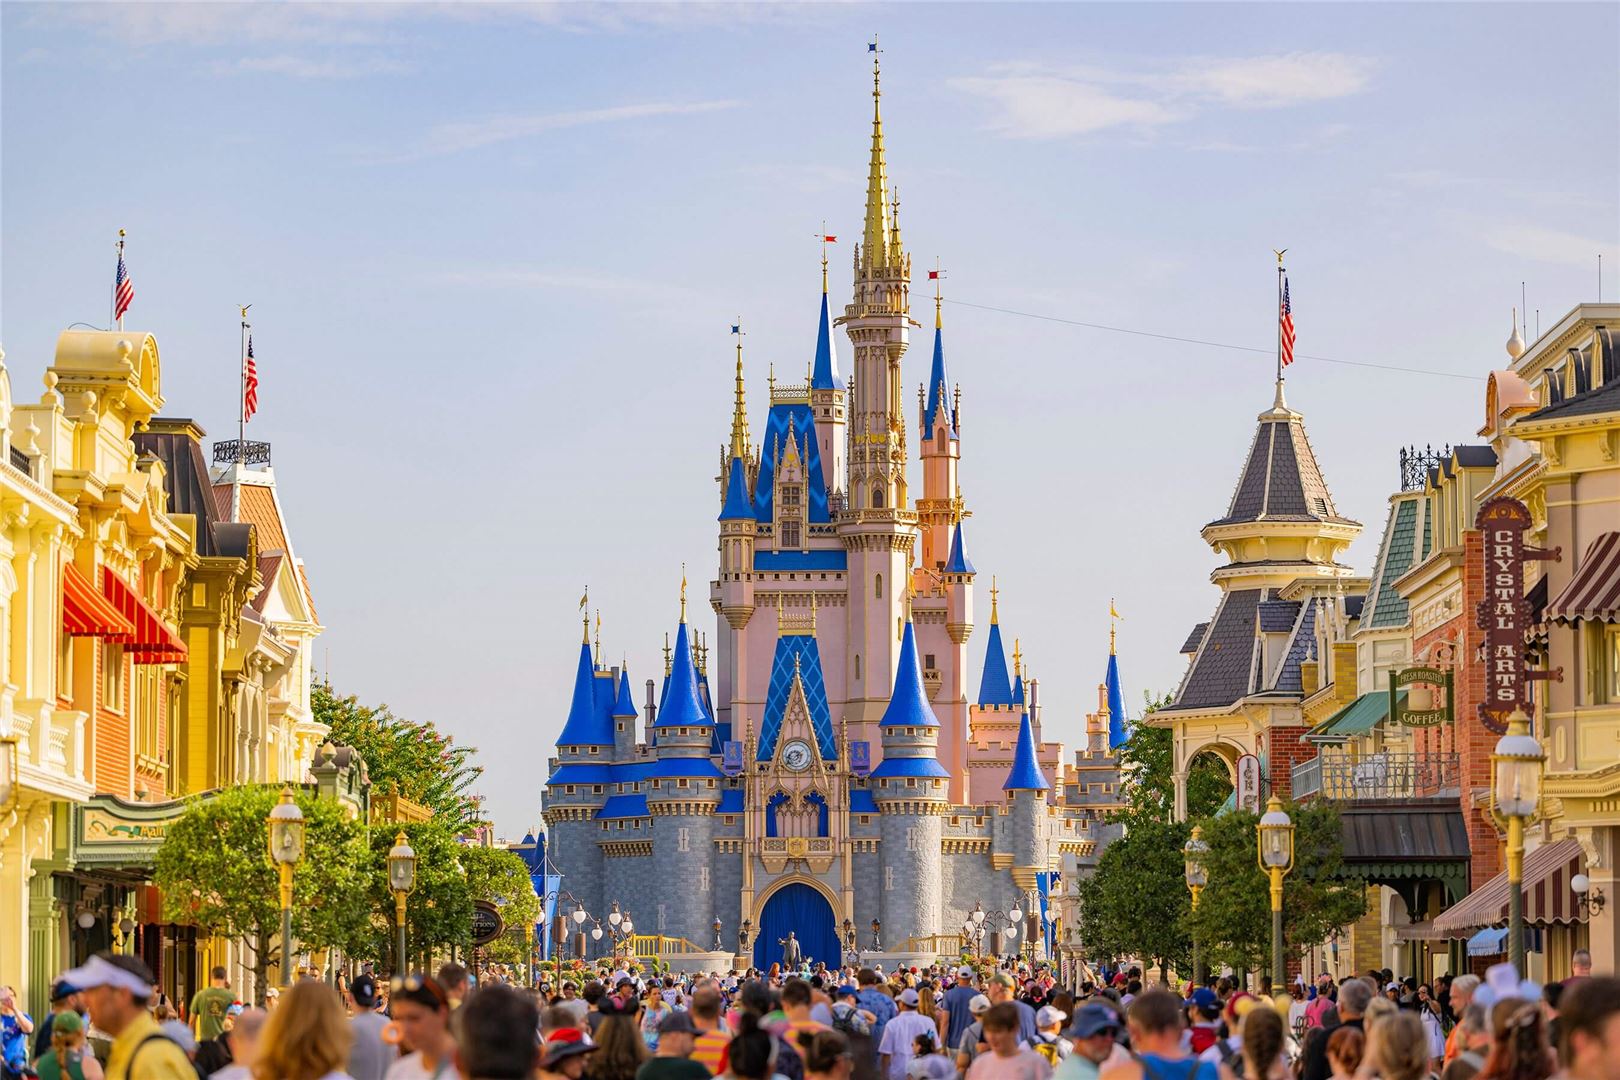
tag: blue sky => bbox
[3,3,1616,836]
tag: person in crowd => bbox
[540,1030,599,1080]
[1554,976,1620,1080]
[1098,989,1216,1080]
[346,974,397,1080]
[1030,1007,1069,1066]
[1370,1012,1434,1080]
[1441,1004,1490,1080]
[1323,1026,1362,1080]
[385,975,457,1080]
[953,995,992,1080]
[212,1007,268,1080]
[984,978,1035,1049]
[637,1012,708,1080]
[858,973,898,1055]
[1565,951,1593,987]
[906,1033,952,1080]
[585,996,649,1080]
[1414,983,1447,1068]
[1052,1003,1125,1080]
[879,990,938,1080]
[455,986,540,1080]
[938,970,979,1052]
[253,980,353,1080]
[689,989,732,1077]
[643,988,674,1052]
[34,983,85,1064]
[1184,989,1222,1057]
[1300,978,1370,1080]
[722,1014,782,1080]
[1477,997,1554,1080]
[1,984,36,1080]
[583,984,612,1038]
[964,1004,1050,1080]
[435,966,469,1012]
[30,1011,102,1080]
[797,1030,852,1080]
[56,954,192,1080]
[1446,976,1482,1065]
[190,968,237,1044]
[1221,1005,1285,1080]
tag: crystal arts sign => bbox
[1474,497,1560,735]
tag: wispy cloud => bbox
[213,54,412,79]
[951,52,1376,140]
[370,100,740,163]
[735,163,861,194]
[1484,225,1616,268]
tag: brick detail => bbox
[1268,726,1314,800]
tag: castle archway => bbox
[753,879,839,972]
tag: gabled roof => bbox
[1171,589,1261,710]
[134,423,224,555]
[811,287,843,390]
[944,523,975,574]
[1258,599,1301,633]
[1003,712,1050,792]
[1365,497,1422,629]
[557,639,614,746]
[923,322,956,438]
[1104,651,1128,749]
[977,621,1015,707]
[654,621,711,728]
[756,633,836,760]
[719,456,753,521]
[1206,398,1358,530]
[880,622,937,728]
[1180,623,1210,655]
[754,402,830,524]
[613,667,637,720]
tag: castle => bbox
[541,53,1128,973]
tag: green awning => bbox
[1308,690,1406,743]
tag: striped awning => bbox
[1547,532,1620,624]
[63,564,135,639]
[100,567,187,664]
[1433,836,1586,933]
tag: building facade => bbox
[541,60,1127,972]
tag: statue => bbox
[739,919,753,953]
[779,930,803,969]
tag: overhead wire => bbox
[942,298,1485,382]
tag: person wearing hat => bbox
[984,976,1036,1048]
[54,952,192,1080]
[29,1011,102,1080]
[938,968,979,1051]
[387,975,458,1080]
[1030,1006,1069,1065]
[347,973,399,1080]
[31,982,83,1064]
[1183,989,1222,1056]
[952,995,993,1079]
[1053,1003,1125,1080]
[636,1012,708,1080]
[878,989,936,1080]
[540,1028,599,1080]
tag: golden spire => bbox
[818,222,833,294]
[679,563,688,624]
[1013,637,1022,679]
[810,590,818,634]
[663,632,672,677]
[729,318,749,460]
[861,36,893,273]
[1109,598,1123,656]
[594,610,602,661]
[933,257,944,330]
[989,575,999,625]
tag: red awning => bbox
[100,567,187,664]
[63,563,135,640]
[1547,532,1620,624]
[1433,836,1586,932]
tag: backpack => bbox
[130,1032,208,1080]
[1031,1033,1063,1068]
[831,1002,870,1036]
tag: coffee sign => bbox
[1390,666,1452,727]
[1474,497,1560,735]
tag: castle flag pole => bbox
[1274,249,1287,390]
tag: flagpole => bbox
[1275,250,1286,389]
[238,307,250,468]
[115,230,126,331]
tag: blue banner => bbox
[723,740,744,776]
[850,740,871,776]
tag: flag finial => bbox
[1109,598,1123,655]
[679,564,688,623]
[930,258,945,329]
[729,319,749,459]
[990,575,999,626]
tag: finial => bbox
[1109,598,1122,656]
[931,258,944,329]
[768,362,776,394]
[1505,306,1527,360]
[664,632,672,676]
[594,610,602,661]
[777,591,785,635]
[817,223,836,293]
[1013,637,1022,676]
[810,590,818,634]
[679,564,688,623]
[989,576,1000,625]
[869,34,881,100]
[729,319,749,459]
[1274,247,1287,266]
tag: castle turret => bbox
[918,291,961,570]
[544,618,613,938]
[871,619,946,945]
[612,665,638,761]
[1104,633,1129,751]
[1003,710,1050,893]
[937,519,975,802]
[809,251,847,495]
[718,331,758,742]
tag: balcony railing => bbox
[1293,749,1459,801]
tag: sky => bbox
[3,2,1617,839]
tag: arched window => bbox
[875,573,883,599]
[872,486,884,508]
[765,791,790,838]
[807,792,830,837]
[854,654,862,682]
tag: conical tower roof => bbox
[557,634,613,746]
[880,621,937,727]
[655,619,711,728]
[1205,388,1359,532]
[1003,712,1050,791]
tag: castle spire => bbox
[729,319,749,460]
[861,37,893,273]
[1003,711,1051,792]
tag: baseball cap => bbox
[56,954,155,1000]
[1035,1005,1066,1028]
[1067,1002,1120,1039]
[350,974,380,1008]
[969,994,991,1015]
[658,1011,699,1035]
[1186,987,1220,1018]
[51,1012,84,1037]
[957,965,975,979]
[835,984,859,999]
[899,988,920,1007]
[49,980,79,1002]
[541,1029,599,1069]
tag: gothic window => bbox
[875,574,883,599]
[807,792,829,837]
[782,521,801,548]
[872,487,884,509]
[782,485,802,509]
[765,791,790,838]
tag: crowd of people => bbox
[3,951,1617,1080]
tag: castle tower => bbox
[612,665,638,761]
[1003,710,1051,894]
[870,619,947,945]
[809,250,848,495]
[718,332,758,741]
[647,583,723,946]
[837,47,917,747]
[918,292,960,571]
[544,617,614,929]
[937,520,975,802]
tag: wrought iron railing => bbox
[1295,749,1459,801]
[1398,444,1452,492]
[212,439,272,466]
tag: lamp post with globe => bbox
[1257,797,1295,991]
[1491,709,1545,976]
[266,788,305,986]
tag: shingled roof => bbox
[1521,371,1620,423]
[1206,401,1359,530]
[1170,590,1320,710]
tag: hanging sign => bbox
[722,741,744,776]
[1389,666,1453,727]
[1236,754,1262,814]
[849,741,872,777]
[1474,497,1561,734]
[471,900,505,946]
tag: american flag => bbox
[243,335,259,422]
[1279,276,1296,368]
[114,252,134,322]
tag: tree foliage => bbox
[1075,815,1192,979]
[1182,800,1367,975]
[363,821,475,971]
[1112,692,1233,827]
[154,786,371,1001]
[462,845,542,965]
[313,681,485,829]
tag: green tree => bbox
[154,786,370,1002]
[1112,692,1233,826]
[1183,801,1367,975]
[461,845,541,966]
[364,820,475,972]
[313,682,485,829]
[1075,815,1192,980]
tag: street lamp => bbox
[1184,826,1209,983]
[1257,796,1295,992]
[266,787,305,985]
[387,830,417,975]
[1493,709,1545,976]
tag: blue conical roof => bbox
[654,621,711,728]
[1003,712,1050,791]
[719,456,752,521]
[1105,651,1129,749]
[923,323,956,437]
[811,288,843,390]
[881,621,938,727]
[977,622,1015,707]
[558,640,613,746]
[613,666,637,720]
[944,522,975,575]
[1012,670,1025,706]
